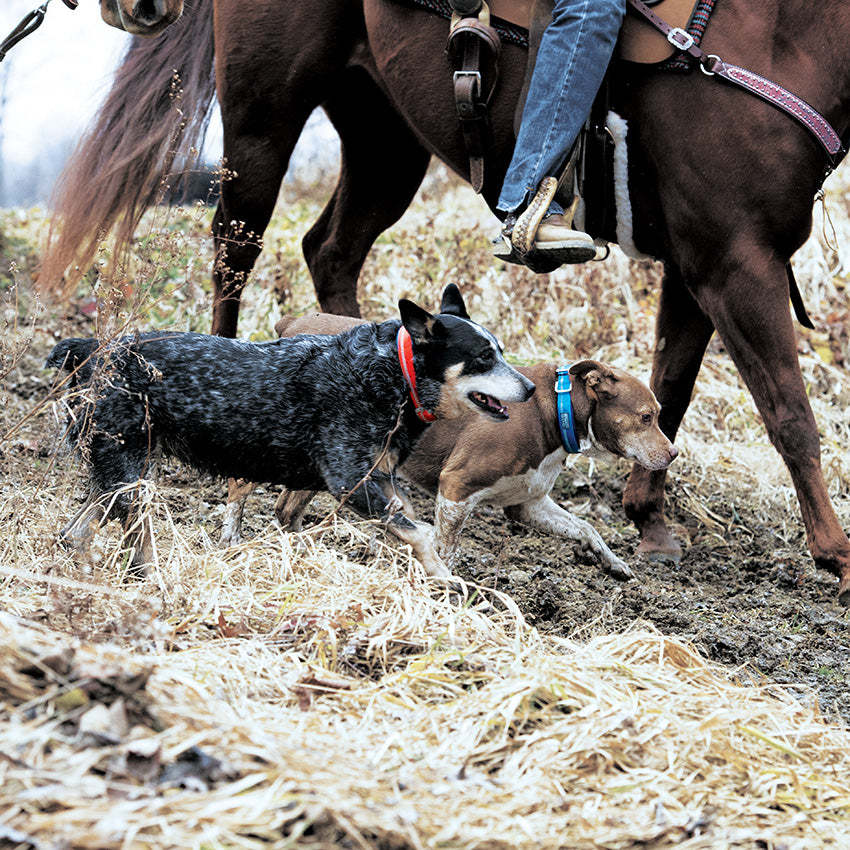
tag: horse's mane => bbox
[38,0,216,298]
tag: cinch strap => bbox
[555,366,581,454]
[397,327,437,423]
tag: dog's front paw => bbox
[606,556,634,581]
[420,551,453,579]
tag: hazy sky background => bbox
[0,1,338,207]
[0,0,130,203]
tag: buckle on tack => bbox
[555,366,581,454]
[666,27,695,51]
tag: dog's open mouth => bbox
[469,391,508,420]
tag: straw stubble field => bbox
[3,161,850,847]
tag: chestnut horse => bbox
[40,0,850,602]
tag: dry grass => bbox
[3,530,850,849]
[2,156,850,847]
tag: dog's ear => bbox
[438,283,470,319]
[570,360,620,400]
[399,299,440,344]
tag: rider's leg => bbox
[495,0,626,264]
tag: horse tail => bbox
[38,0,217,299]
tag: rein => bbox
[626,0,846,171]
[555,366,581,454]
[396,327,437,423]
[1,0,78,63]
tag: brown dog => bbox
[223,313,678,579]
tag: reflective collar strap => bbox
[555,365,581,454]
[397,327,436,423]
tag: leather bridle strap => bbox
[0,0,78,64]
[626,0,846,166]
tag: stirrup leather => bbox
[445,2,502,193]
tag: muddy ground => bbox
[278,473,850,726]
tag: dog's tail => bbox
[45,338,99,384]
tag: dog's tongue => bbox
[472,391,508,418]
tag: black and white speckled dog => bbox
[46,284,535,577]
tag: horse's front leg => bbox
[624,267,714,558]
[697,255,850,604]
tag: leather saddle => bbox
[445,0,701,199]
[509,0,699,130]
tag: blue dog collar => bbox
[555,365,581,454]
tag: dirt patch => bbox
[222,461,850,727]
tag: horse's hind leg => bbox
[696,255,850,603]
[304,72,432,316]
[210,2,357,336]
[623,267,715,558]
[211,129,300,337]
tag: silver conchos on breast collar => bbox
[397,326,436,423]
[555,365,581,453]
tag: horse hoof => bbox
[635,527,682,562]
[838,575,850,608]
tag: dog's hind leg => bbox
[273,489,316,532]
[504,497,633,581]
[222,482,316,545]
[221,477,256,546]
[60,491,109,558]
[60,483,153,577]
[88,442,156,577]
[118,484,155,578]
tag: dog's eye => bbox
[476,350,495,365]
[641,413,654,425]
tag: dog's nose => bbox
[668,445,679,462]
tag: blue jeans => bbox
[497,0,626,215]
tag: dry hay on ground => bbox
[2,522,850,849]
